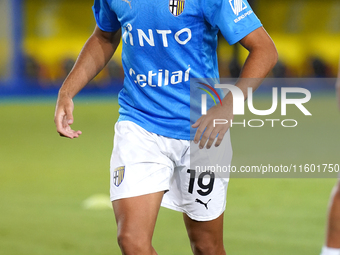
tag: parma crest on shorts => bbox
[169,0,185,17]
[113,166,125,187]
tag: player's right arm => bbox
[54,26,121,138]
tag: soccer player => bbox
[320,59,340,255]
[54,0,277,254]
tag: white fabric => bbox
[110,120,232,221]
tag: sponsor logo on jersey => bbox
[169,0,185,17]
[233,10,253,23]
[129,66,191,87]
[122,24,192,47]
[229,0,247,16]
[195,198,211,209]
[113,166,125,187]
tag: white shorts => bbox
[110,121,233,221]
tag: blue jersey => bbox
[93,0,262,140]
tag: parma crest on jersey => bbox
[169,0,185,16]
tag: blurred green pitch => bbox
[0,95,339,255]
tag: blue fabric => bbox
[93,0,262,140]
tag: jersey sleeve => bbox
[92,0,121,32]
[203,0,262,45]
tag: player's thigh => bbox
[113,191,164,240]
[183,212,224,239]
[183,213,225,253]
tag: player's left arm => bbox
[238,27,278,78]
[193,27,278,149]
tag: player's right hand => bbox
[54,94,82,139]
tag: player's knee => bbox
[117,232,130,252]
[190,238,225,255]
[117,232,151,255]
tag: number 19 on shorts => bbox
[187,169,215,196]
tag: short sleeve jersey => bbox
[93,0,262,140]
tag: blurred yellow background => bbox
[0,0,12,79]
[1,0,340,83]
[221,0,340,77]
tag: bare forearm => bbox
[239,45,277,79]
[54,27,121,138]
[235,48,277,100]
[59,27,121,98]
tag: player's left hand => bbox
[192,101,233,149]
